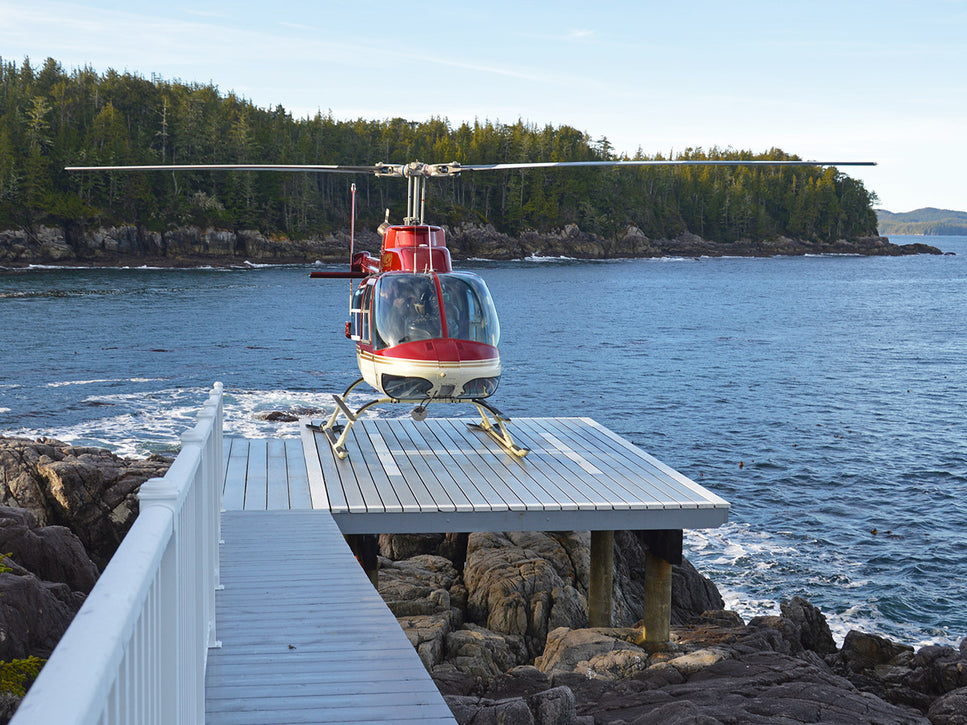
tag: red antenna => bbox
[348,183,356,301]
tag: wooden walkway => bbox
[206,510,456,724]
[210,416,729,723]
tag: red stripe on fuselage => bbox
[359,338,498,363]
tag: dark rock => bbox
[928,686,967,725]
[379,533,446,560]
[835,630,915,675]
[431,666,481,697]
[0,507,98,593]
[1,224,942,268]
[0,694,21,725]
[0,437,170,568]
[445,623,523,678]
[781,595,838,655]
[906,645,967,697]
[0,571,85,660]
[378,553,458,616]
[481,665,551,701]
[398,612,452,670]
[444,694,536,725]
[255,411,299,422]
[744,615,805,656]
[578,650,929,724]
[696,609,745,628]
[443,685,578,725]
[527,686,576,725]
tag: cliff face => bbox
[0,224,942,268]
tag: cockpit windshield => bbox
[372,272,500,350]
[439,272,500,347]
[373,274,442,349]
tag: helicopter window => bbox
[439,273,500,348]
[350,284,369,342]
[373,274,442,349]
[361,282,373,342]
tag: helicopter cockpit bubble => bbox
[372,271,500,351]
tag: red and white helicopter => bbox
[67,157,875,458]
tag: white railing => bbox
[11,382,225,725]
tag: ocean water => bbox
[1,235,965,649]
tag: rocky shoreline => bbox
[0,224,945,268]
[1,436,965,724]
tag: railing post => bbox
[178,426,208,725]
[195,394,223,653]
[137,477,181,725]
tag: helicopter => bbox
[66,157,876,458]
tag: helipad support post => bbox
[640,530,683,644]
[347,534,379,588]
[588,530,614,627]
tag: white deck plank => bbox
[553,418,706,505]
[340,426,392,514]
[223,439,249,511]
[242,439,268,511]
[418,421,517,511]
[349,424,405,513]
[300,422,334,511]
[462,420,592,512]
[284,438,312,509]
[266,438,290,510]
[228,417,728,531]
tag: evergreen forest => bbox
[0,57,880,244]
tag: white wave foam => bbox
[523,253,577,262]
[13,385,412,457]
[46,377,167,388]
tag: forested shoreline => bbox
[0,57,885,251]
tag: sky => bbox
[1,0,965,213]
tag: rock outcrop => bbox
[377,531,965,724]
[0,437,171,569]
[0,223,943,267]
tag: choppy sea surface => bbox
[1,235,964,649]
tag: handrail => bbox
[11,382,225,725]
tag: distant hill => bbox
[877,208,967,235]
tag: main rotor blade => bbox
[456,159,876,172]
[65,158,877,178]
[64,163,391,174]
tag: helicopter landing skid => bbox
[309,378,529,460]
[467,401,530,458]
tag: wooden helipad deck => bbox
[221,416,729,533]
[206,510,456,724]
[210,416,728,723]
